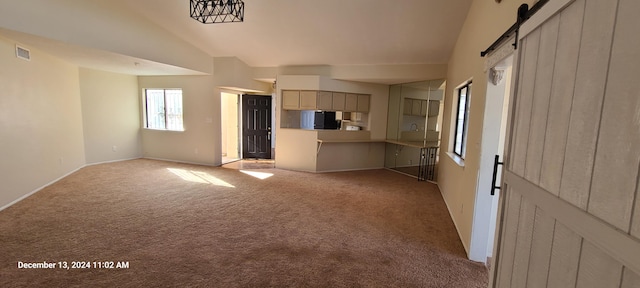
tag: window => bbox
[144,89,184,131]
[453,82,471,158]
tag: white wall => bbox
[0,35,86,209]
[438,0,536,255]
[79,68,141,164]
[138,75,220,166]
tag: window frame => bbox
[453,81,471,159]
[144,88,184,132]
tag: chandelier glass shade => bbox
[190,0,244,24]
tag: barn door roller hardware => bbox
[481,0,549,57]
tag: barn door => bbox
[490,0,640,287]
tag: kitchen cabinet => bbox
[299,91,317,110]
[317,91,333,110]
[357,94,370,113]
[421,101,428,116]
[403,99,413,115]
[332,92,346,111]
[403,98,428,116]
[345,93,358,111]
[282,90,300,110]
[282,90,370,113]
[411,99,422,116]
[428,100,440,116]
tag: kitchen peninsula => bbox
[274,75,389,172]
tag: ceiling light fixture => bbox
[190,0,244,24]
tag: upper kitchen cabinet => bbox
[282,90,300,110]
[357,94,370,113]
[299,91,318,110]
[403,98,428,116]
[345,93,370,112]
[281,89,370,113]
[317,91,333,110]
[332,92,346,111]
[345,93,358,111]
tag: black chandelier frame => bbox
[190,0,244,24]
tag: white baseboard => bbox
[142,157,218,167]
[85,157,141,167]
[316,166,385,173]
[0,165,85,212]
[0,157,144,212]
[437,182,470,256]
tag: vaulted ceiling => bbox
[0,0,472,82]
[120,0,472,67]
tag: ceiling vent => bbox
[16,45,31,61]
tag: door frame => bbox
[220,92,240,164]
[469,55,514,263]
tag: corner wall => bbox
[438,0,535,255]
[79,68,141,164]
[0,35,86,209]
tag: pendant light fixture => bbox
[190,0,244,24]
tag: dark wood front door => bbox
[241,94,272,159]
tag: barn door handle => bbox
[491,155,503,196]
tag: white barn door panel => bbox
[491,0,640,287]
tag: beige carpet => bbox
[0,159,487,287]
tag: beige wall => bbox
[79,68,141,164]
[438,0,536,253]
[139,58,271,166]
[0,35,86,209]
[275,129,318,172]
[0,1,212,74]
[221,92,239,159]
[138,76,220,166]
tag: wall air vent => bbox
[16,45,31,61]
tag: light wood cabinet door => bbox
[332,92,346,111]
[403,98,413,115]
[412,99,422,116]
[299,91,317,110]
[357,94,370,113]
[282,90,300,110]
[345,93,358,112]
[428,100,440,116]
[317,91,333,110]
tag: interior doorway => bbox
[241,94,272,159]
[221,92,240,164]
[469,56,513,263]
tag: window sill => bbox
[446,152,465,167]
[143,128,185,133]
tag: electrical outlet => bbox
[409,160,412,165]
[194,148,199,154]
[58,157,64,165]
[112,145,117,152]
